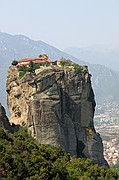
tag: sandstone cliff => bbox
[6,63,108,166]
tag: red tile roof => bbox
[18,57,52,65]
[18,58,44,63]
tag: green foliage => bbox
[29,60,34,68]
[0,128,6,139]
[59,60,82,74]
[19,71,26,79]
[60,60,67,67]
[39,54,42,58]
[40,61,50,67]
[73,64,82,74]
[34,63,40,69]
[18,65,26,72]
[26,67,35,73]
[18,61,42,78]
[0,127,118,179]
[18,62,35,78]
[60,59,72,67]
[52,61,57,65]
[12,60,18,66]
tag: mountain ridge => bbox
[64,46,119,72]
[0,32,119,112]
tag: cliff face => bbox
[6,65,107,166]
[0,103,11,130]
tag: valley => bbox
[94,102,119,166]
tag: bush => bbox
[39,54,42,58]
[0,127,118,179]
[60,60,67,67]
[40,61,50,67]
[73,64,82,74]
[0,128,6,139]
[60,60,72,67]
[12,60,18,66]
[18,64,35,78]
[18,65,26,71]
[29,61,34,68]
[19,71,26,78]
[26,67,35,73]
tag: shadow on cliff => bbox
[58,84,96,158]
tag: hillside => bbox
[64,47,119,104]
[64,46,119,72]
[0,32,119,112]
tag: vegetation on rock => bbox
[73,63,82,74]
[12,55,87,79]
[12,60,18,66]
[18,60,51,78]
[18,62,36,78]
[59,59,87,74]
[60,59,72,67]
[0,127,118,180]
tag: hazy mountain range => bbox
[0,32,119,112]
[64,46,119,72]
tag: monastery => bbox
[18,54,52,66]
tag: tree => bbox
[12,60,18,66]
[73,64,82,74]
[60,60,66,67]
[39,54,42,58]
[29,61,34,68]
[0,128,118,179]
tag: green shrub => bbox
[0,127,118,179]
[18,65,26,71]
[12,60,18,66]
[19,71,26,78]
[26,67,35,73]
[60,59,72,67]
[0,128,6,139]
[34,64,40,69]
[40,61,50,67]
[52,61,57,65]
[60,60,67,67]
[39,54,42,58]
[29,61,34,68]
[73,64,82,74]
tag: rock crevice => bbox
[0,103,11,131]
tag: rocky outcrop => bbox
[6,65,108,166]
[0,103,11,130]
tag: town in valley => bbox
[94,102,119,166]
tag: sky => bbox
[0,0,119,50]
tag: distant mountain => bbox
[64,46,119,72]
[0,32,84,111]
[0,32,119,112]
[89,64,119,104]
